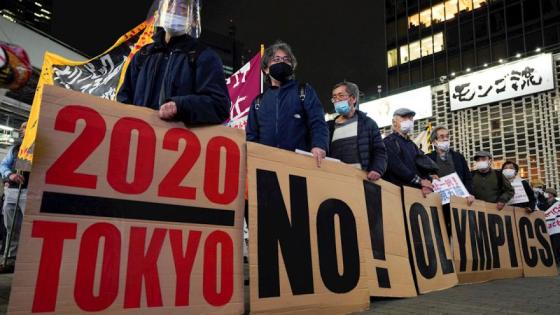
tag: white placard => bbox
[545,202,560,235]
[449,53,555,111]
[360,86,432,127]
[507,179,529,205]
[432,172,470,205]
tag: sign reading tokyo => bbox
[449,53,555,111]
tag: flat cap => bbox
[545,188,558,197]
[393,107,416,117]
[473,151,492,160]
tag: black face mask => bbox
[268,62,293,83]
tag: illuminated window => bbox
[387,49,398,68]
[409,13,420,28]
[408,0,487,29]
[445,0,459,19]
[409,40,421,61]
[400,45,409,64]
[397,33,445,65]
[432,3,445,24]
[419,9,432,27]
[421,37,434,57]
[434,33,444,53]
[459,0,474,11]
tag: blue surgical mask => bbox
[334,100,351,115]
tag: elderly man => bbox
[117,0,230,124]
[471,151,514,210]
[246,41,329,166]
[383,108,434,196]
[327,81,387,180]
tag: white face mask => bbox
[161,13,188,36]
[400,119,414,134]
[475,161,490,170]
[502,169,516,179]
[436,140,450,152]
[544,192,551,199]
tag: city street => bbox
[1,272,559,314]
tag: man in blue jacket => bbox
[327,81,387,180]
[117,0,230,124]
[246,41,329,167]
[382,108,434,196]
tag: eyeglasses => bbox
[331,93,351,103]
[271,56,292,63]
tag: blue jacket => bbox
[382,132,425,187]
[0,145,30,189]
[427,149,474,194]
[117,29,230,124]
[246,80,329,152]
[327,110,387,174]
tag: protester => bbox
[427,126,474,200]
[532,179,546,203]
[327,81,387,179]
[245,41,329,167]
[501,161,536,212]
[0,122,29,273]
[383,108,434,196]
[117,0,230,124]
[471,151,514,210]
[427,126,474,234]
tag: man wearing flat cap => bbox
[471,151,514,210]
[383,108,434,197]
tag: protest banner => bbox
[545,202,560,235]
[9,86,246,314]
[431,173,470,205]
[513,207,558,277]
[507,180,530,205]
[450,198,523,284]
[247,142,418,314]
[402,187,458,293]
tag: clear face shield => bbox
[154,0,201,38]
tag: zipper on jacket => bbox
[275,95,279,147]
[158,51,174,106]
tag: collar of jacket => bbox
[268,79,297,91]
[150,27,197,52]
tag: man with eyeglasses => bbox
[327,81,387,180]
[246,41,329,166]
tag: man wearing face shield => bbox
[327,81,387,180]
[245,41,329,167]
[471,151,514,210]
[382,108,434,197]
[117,0,230,124]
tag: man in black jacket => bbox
[327,82,387,180]
[427,126,475,203]
[383,108,434,197]
[117,0,230,125]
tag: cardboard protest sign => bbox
[9,86,246,314]
[507,180,529,205]
[364,180,417,298]
[513,208,558,277]
[450,198,523,284]
[431,172,470,205]
[545,202,560,235]
[402,187,458,294]
[247,143,418,314]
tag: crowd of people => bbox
[1,0,558,272]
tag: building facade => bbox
[385,0,560,93]
[375,52,560,191]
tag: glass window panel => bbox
[433,33,444,52]
[459,0,473,11]
[421,36,433,57]
[409,40,421,61]
[432,3,445,24]
[409,12,420,28]
[387,49,398,68]
[445,0,459,20]
[400,45,410,63]
[419,9,432,27]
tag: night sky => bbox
[51,0,386,111]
